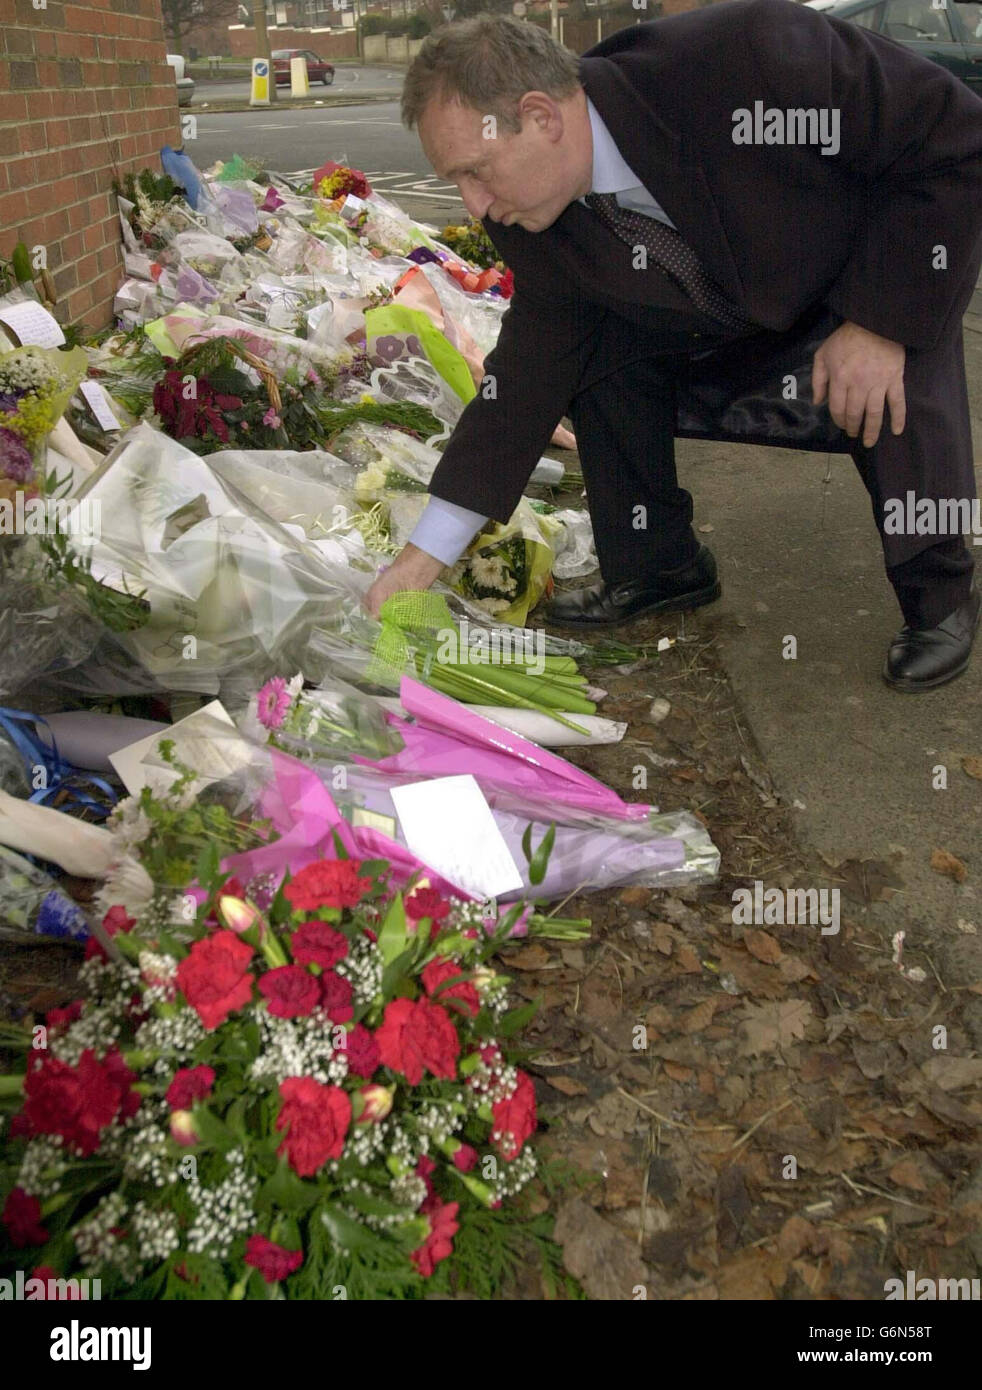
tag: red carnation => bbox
[16,1047,139,1156]
[30,1267,81,1298]
[375,997,459,1086]
[498,268,515,299]
[176,930,254,1030]
[284,859,372,913]
[165,1065,216,1111]
[492,1070,537,1161]
[244,1233,304,1284]
[452,1142,478,1173]
[85,905,136,961]
[405,887,451,923]
[421,958,480,1019]
[342,1022,379,1078]
[259,965,320,1019]
[276,1076,351,1177]
[291,920,349,969]
[2,1188,48,1248]
[46,1000,83,1033]
[410,1198,459,1277]
[416,1153,437,1197]
[319,970,353,1023]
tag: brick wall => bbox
[0,0,181,330]
[226,25,358,59]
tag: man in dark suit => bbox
[365,2,982,691]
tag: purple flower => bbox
[0,427,34,483]
[256,676,292,730]
[0,391,22,413]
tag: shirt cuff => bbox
[407,495,488,568]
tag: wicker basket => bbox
[226,341,282,414]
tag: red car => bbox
[271,49,335,85]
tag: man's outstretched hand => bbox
[812,320,906,449]
[363,543,446,619]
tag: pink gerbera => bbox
[256,676,292,730]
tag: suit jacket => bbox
[428,0,982,524]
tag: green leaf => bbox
[376,893,408,967]
[319,1205,379,1254]
[346,1189,413,1220]
[526,823,556,887]
[257,1158,321,1214]
[496,997,540,1038]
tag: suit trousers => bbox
[565,301,977,629]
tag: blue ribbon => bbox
[0,707,119,821]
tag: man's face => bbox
[418,91,590,233]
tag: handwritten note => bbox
[0,300,65,348]
[79,381,122,433]
[390,774,524,899]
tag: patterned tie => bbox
[584,191,755,333]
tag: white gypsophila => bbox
[390,1173,428,1209]
[186,1162,258,1259]
[487,1145,537,1201]
[465,1043,518,1111]
[138,950,177,987]
[387,1122,429,1170]
[77,955,141,1006]
[47,1004,124,1066]
[479,979,510,1022]
[17,1135,67,1199]
[74,1191,140,1280]
[480,597,511,616]
[413,1102,464,1146]
[105,1101,175,1189]
[335,937,382,1007]
[130,1201,180,1266]
[344,1116,390,1168]
[249,1006,349,1088]
[135,1006,208,1072]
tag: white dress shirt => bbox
[408,96,672,568]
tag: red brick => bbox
[0,92,30,122]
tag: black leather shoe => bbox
[883,589,981,692]
[544,546,721,627]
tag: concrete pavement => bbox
[675,306,982,994]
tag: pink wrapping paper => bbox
[221,748,468,899]
[357,678,649,822]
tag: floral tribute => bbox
[313,162,372,202]
[0,850,542,1300]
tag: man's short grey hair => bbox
[401,15,581,135]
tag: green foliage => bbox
[441,218,504,271]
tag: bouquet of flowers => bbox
[0,847,551,1300]
[248,673,405,763]
[312,162,373,202]
[0,345,88,502]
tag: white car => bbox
[166,54,195,107]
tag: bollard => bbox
[290,54,310,97]
[250,57,270,106]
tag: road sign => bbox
[250,57,270,106]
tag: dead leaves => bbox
[961,755,982,780]
[740,999,814,1056]
[553,1199,649,1299]
[930,848,968,883]
[744,928,783,963]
